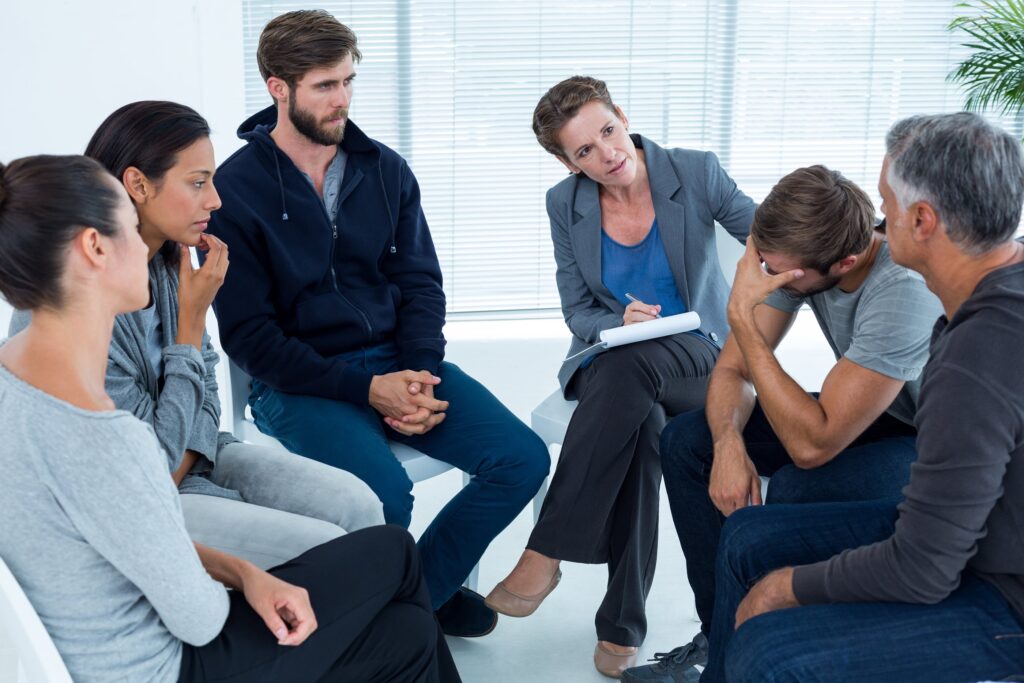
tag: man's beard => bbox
[289,97,347,146]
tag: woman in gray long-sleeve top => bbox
[0,154,459,682]
[24,100,385,568]
[484,76,755,677]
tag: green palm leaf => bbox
[949,1,1024,115]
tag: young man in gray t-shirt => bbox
[624,165,942,683]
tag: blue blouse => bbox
[601,219,686,316]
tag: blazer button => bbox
[710,332,720,342]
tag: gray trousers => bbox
[181,442,385,569]
[528,333,719,646]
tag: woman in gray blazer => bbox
[485,76,755,678]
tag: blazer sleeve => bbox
[703,151,755,242]
[548,186,623,344]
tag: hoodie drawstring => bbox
[377,162,397,254]
[273,151,289,221]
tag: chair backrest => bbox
[530,389,578,447]
[227,358,254,438]
[0,557,72,683]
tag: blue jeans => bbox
[661,400,917,632]
[250,343,550,608]
[702,501,1024,682]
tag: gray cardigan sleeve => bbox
[106,340,208,473]
[547,187,623,344]
[184,330,224,461]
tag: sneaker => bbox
[620,632,708,682]
[435,586,499,638]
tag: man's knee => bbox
[726,613,817,683]
[764,465,810,505]
[717,507,775,582]
[365,472,414,528]
[518,431,552,490]
[660,408,713,477]
[482,424,551,494]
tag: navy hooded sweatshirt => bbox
[206,105,446,406]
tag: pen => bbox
[625,292,662,318]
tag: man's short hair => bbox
[257,9,361,89]
[751,165,875,273]
[886,112,1024,255]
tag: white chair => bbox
[0,557,72,683]
[227,360,479,590]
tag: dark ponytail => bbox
[0,155,121,310]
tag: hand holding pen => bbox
[623,292,662,325]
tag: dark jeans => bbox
[661,400,917,633]
[179,526,461,683]
[250,342,550,609]
[528,333,719,646]
[701,501,1024,683]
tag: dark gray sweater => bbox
[793,260,1024,619]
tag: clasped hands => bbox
[369,370,448,436]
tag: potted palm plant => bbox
[948,1,1024,116]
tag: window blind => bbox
[243,0,1023,314]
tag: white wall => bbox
[0,0,249,340]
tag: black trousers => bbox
[528,333,720,646]
[179,526,461,683]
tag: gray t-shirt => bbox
[302,149,348,218]
[0,362,228,683]
[764,240,942,425]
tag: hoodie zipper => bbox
[314,181,374,339]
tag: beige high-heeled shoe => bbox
[483,568,562,617]
[593,642,639,679]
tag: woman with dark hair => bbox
[11,100,385,567]
[0,154,460,682]
[485,76,755,677]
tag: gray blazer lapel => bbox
[642,136,692,310]
[570,177,618,306]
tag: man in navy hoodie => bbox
[206,9,549,637]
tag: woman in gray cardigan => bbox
[485,76,755,677]
[11,101,384,567]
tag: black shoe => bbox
[620,632,708,682]
[435,586,499,638]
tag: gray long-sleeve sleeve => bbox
[0,365,228,682]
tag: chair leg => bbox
[464,563,480,592]
[460,470,480,592]
[532,475,549,525]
